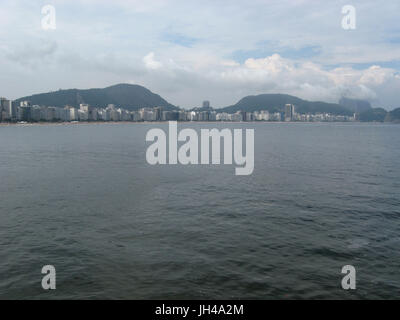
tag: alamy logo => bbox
[146,121,254,175]
[41,5,56,30]
[41,265,56,290]
[341,5,356,30]
[341,265,356,290]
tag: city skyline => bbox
[2,81,399,123]
[0,98,360,123]
[0,1,400,109]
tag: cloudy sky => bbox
[0,0,399,109]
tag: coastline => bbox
[0,121,396,126]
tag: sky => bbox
[0,0,399,109]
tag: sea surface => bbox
[0,122,399,299]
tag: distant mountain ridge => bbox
[14,84,177,111]
[385,108,400,123]
[220,94,354,116]
[339,97,372,113]
[13,85,400,122]
[358,107,400,122]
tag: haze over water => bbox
[0,122,399,299]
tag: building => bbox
[188,111,197,121]
[65,106,77,121]
[231,112,243,122]
[19,101,31,107]
[78,109,88,121]
[202,101,210,109]
[90,108,98,121]
[79,103,90,113]
[0,98,13,121]
[260,110,270,121]
[31,106,41,121]
[285,104,295,121]
[209,111,217,121]
[46,107,57,121]
[18,106,32,121]
[154,107,162,121]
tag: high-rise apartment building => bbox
[0,98,12,121]
[285,104,295,121]
[202,101,210,109]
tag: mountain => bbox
[14,84,177,111]
[220,94,353,115]
[384,108,400,123]
[358,108,387,122]
[339,97,372,113]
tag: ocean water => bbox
[0,122,399,300]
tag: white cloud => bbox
[143,52,162,70]
[134,53,400,108]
